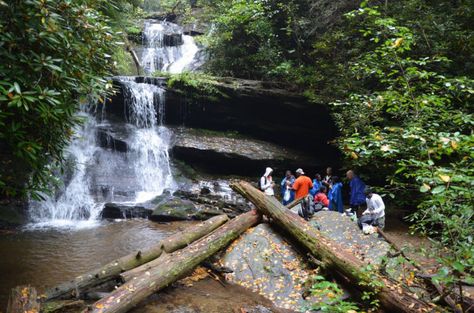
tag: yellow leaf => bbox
[451,140,458,149]
[392,37,404,48]
[350,151,358,159]
[95,303,104,309]
[439,174,451,183]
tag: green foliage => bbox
[201,0,310,79]
[306,275,359,312]
[163,72,227,99]
[332,3,474,306]
[113,46,137,75]
[0,0,132,199]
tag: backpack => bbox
[258,176,267,190]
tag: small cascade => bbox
[141,20,198,74]
[28,111,102,229]
[122,80,174,203]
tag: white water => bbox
[28,20,196,230]
[141,20,199,74]
[27,112,102,229]
[122,81,174,203]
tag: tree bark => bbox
[7,285,40,313]
[88,211,261,313]
[45,214,229,300]
[232,181,436,313]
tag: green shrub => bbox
[0,0,127,198]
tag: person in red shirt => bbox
[292,168,313,220]
[314,186,329,208]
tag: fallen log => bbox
[45,214,229,300]
[88,211,261,313]
[7,285,40,313]
[232,181,436,313]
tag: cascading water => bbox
[27,19,197,229]
[141,20,199,74]
[28,111,103,229]
[122,80,174,203]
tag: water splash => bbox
[122,80,174,202]
[141,20,199,74]
[27,112,102,230]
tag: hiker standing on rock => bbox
[322,167,333,187]
[328,176,344,213]
[292,168,313,220]
[346,170,366,217]
[358,187,386,230]
[260,167,275,196]
[280,170,295,205]
[310,173,322,196]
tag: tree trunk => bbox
[88,211,261,313]
[45,215,229,300]
[7,285,40,313]
[232,181,436,313]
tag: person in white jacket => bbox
[260,167,275,196]
[358,188,386,230]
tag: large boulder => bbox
[150,197,222,221]
[221,223,317,312]
[101,203,152,219]
[312,210,391,265]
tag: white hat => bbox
[296,168,304,175]
[264,167,273,177]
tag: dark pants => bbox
[358,214,385,230]
[351,203,366,217]
[299,196,311,221]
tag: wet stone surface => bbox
[311,211,391,265]
[130,276,290,313]
[221,223,315,312]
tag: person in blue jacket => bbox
[328,176,344,213]
[280,170,295,205]
[309,173,322,196]
[346,170,366,217]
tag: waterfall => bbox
[141,20,199,74]
[28,111,102,229]
[122,80,174,203]
[28,20,196,229]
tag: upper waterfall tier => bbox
[141,20,199,74]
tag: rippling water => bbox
[0,219,195,308]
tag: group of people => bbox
[259,167,386,231]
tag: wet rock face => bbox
[101,203,152,219]
[171,127,319,175]
[104,77,342,169]
[221,223,314,312]
[0,200,27,228]
[150,197,222,221]
[312,211,391,265]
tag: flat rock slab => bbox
[221,223,314,312]
[311,211,391,265]
[173,127,296,161]
[171,127,317,175]
[150,197,222,221]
